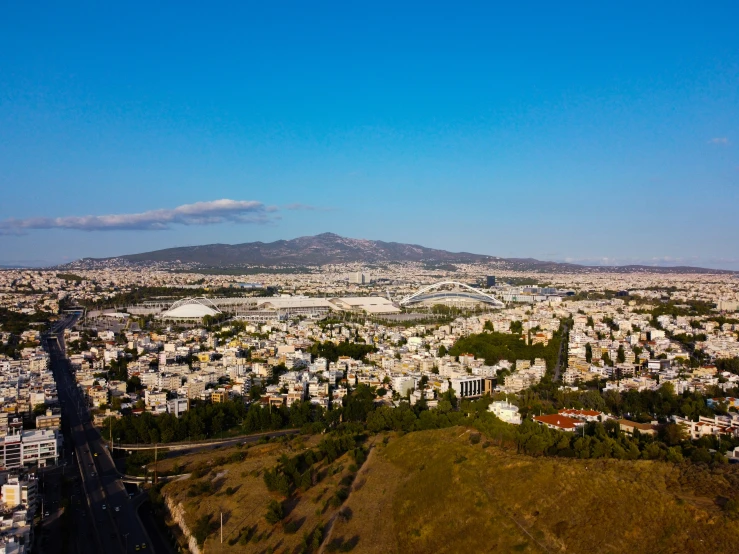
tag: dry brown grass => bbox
[330,427,739,554]
[160,428,739,553]
[160,435,357,553]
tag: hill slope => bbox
[76,232,497,266]
[331,427,739,553]
[64,233,733,273]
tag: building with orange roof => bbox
[532,413,582,432]
[558,408,609,422]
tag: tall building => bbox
[486,276,496,287]
[349,272,370,285]
[0,428,58,470]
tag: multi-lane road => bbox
[46,316,152,553]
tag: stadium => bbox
[398,281,504,309]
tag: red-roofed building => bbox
[533,414,582,432]
[558,408,609,423]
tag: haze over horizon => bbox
[1,2,738,269]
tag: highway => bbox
[46,314,153,553]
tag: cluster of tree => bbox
[0,333,23,359]
[503,277,539,286]
[567,290,621,301]
[430,304,467,317]
[595,383,719,422]
[193,513,218,546]
[241,400,335,434]
[517,382,728,423]
[449,329,560,371]
[508,417,734,465]
[103,399,249,443]
[0,307,53,335]
[640,299,716,320]
[104,396,342,445]
[79,285,272,310]
[263,434,358,496]
[66,329,99,353]
[201,313,230,328]
[106,356,133,381]
[671,332,708,346]
[366,402,466,433]
[496,320,523,334]
[56,273,85,282]
[0,308,57,359]
[308,340,376,363]
[716,357,739,375]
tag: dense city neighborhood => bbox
[1,262,739,552]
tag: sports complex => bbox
[124,281,504,322]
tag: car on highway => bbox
[114,506,120,512]
[102,504,106,510]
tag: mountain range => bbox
[63,233,734,274]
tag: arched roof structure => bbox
[399,281,504,308]
[161,297,222,319]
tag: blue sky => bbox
[1,2,737,268]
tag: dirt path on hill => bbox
[318,441,377,554]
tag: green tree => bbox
[617,345,626,364]
[265,500,284,524]
[193,513,213,545]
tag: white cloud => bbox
[0,199,277,234]
[709,137,729,145]
[284,203,334,211]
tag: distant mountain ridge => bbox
[63,233,735,274]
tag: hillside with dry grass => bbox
[158,434,368,553]
[157,428,739,553]
[331,427,739,553]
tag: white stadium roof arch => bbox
[399,281,504,308]
[161,297,222,320]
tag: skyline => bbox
[1,2,738,268]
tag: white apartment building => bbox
[450,377,485,399]
[488,400,521,424]
[0,476,37,512]
[166,397,189,417]
[0,430,58,470]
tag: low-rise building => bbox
[488,400,521,425]
[35,409,61,431]
[532,414,581,432]
[617,419,657,437]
